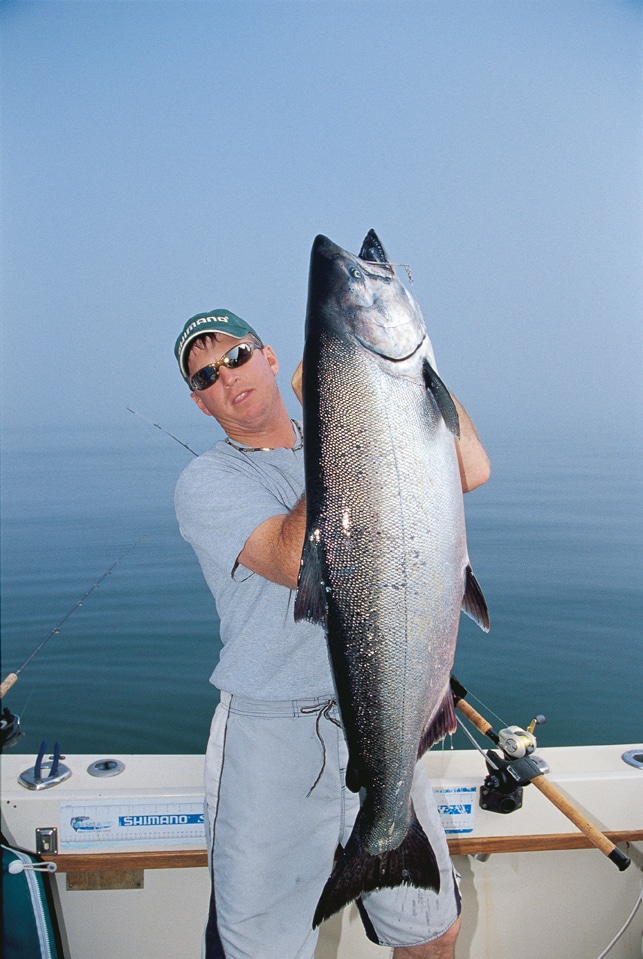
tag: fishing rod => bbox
[0,538,145,701]
[127,407,199,456]
[450,676,631,872]
[3,408,191,706]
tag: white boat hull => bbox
[2,744,641,958]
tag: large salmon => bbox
[294,231,489,927]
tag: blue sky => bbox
[1,0,641,457]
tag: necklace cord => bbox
[225,420,303,453]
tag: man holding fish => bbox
[174,232,491,959]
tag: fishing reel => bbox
[450,677,631,871]
[479,716,548,814]
[0,707,24,751]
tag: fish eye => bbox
[350,267,363,279]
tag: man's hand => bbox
[452,396,491,492]
[291,361,303,404]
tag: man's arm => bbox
[238,371,490,589]
[237,496,305,590]
[238,408,490,589]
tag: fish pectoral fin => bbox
[422,359,460,438]
[417,689,458,757]
[312,809,440,928]
[294,536,328,627]
[462,565,490,632]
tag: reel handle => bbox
[530,775,630,870]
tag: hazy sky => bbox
[1,0,641,458]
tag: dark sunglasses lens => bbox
[224,343,254,368]
[189,343,256,391]
[190,366,218,390]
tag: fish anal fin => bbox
[294,535,328,628]
[417,688,458,758]
[345,757,362,794]
[461,565,490,632]
[312,810,439,928]
[422,360,460,438]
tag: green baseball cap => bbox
[174,309,262,379]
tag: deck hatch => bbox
[87,759,125,778]
[621,749,643,769]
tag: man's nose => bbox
[217,362,239,387]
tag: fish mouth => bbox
[315,235,394,280]
[313,234,346,258]
[354,332,426,364]
[311,235,426,359]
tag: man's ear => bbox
[262,345,279,376]
[191,392,213,417]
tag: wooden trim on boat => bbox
[43,830,642,874]
[446,830,642,855]
[46,850,208,872]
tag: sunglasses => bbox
[187,342,261,391]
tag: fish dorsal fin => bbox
[359,229,388,263]
[294,535,328,628]
[462,565,490,632]
[422,359,460,437]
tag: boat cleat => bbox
[18,740,72,790]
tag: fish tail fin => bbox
[417,688,458,757]
[312,809,440,928]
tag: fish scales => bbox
[295,231,489,927]
[317,333,464,774]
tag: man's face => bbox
[187,334,281,437]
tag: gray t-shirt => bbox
[174,438,334,699]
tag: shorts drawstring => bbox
[300,698,341,797]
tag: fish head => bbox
[306,232,432,365]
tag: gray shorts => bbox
[204,692,460,959]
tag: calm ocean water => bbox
[1,423,641,757]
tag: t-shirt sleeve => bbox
[174,451,291,580]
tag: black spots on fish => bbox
[461,565,490,632]
[312,808,440,928]
[358,230,388,264]
[422,360,460,438]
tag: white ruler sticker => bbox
[433,785,477,834]
[59,799,206,847]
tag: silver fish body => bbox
[294,232,489,926]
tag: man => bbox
[174,309,491,959]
